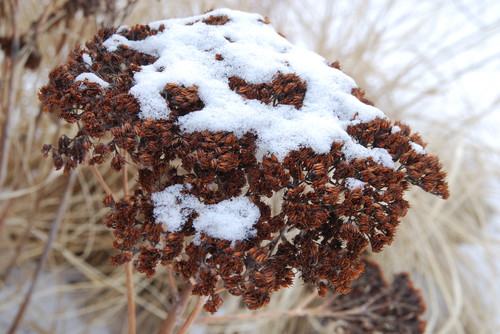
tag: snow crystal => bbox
[82,53,92,66]
[152,184,260,244]
[103,8,395,166]
[345,177,365,190]
[75,72,109,88]
[150,184,199,232]
[391,125,401,134]
[410,141,426,154]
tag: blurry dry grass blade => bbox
[7,171,77,334]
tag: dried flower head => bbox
[327,258,427,333]
[40,9,449,312]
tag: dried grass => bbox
[1,0,499,333]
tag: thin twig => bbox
[122,152,137,334]
[195,308,294,324]
[125,261,136,334]
[194,303,353,324]
[0,198,13,231]
[7,170,77,334]
[0,0,19,189]
[91,164,113,197]
[177,295,209,334]
[295,289,319,310]
[167,268,179,301]
[1,209,30,281]
[91,160,137,334]
[194,290,395,325]
[122,155,129,198]
[156,283,193,334]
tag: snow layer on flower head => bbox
[152,184,260,243]
[75,73,109,88]
[82,53,93,66]
[103,8,393,166]
[346,177,365,191]
[410,141,426,154]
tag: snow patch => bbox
[410,141,426,154]
[75,73,109,88]
[82,53,92,67]
[152,184,260,244]
[345,177,365,190]
[103,8,394,166]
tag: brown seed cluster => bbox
[40,14,449,313]
[329,258,427,333]
[229,73,307,108]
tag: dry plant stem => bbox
[33,0,57,36]
[194,307,328,324]
[122,153,137,334]
[296,290,319,310]
[1,214,31,281]
[90,163,137,334]
[91,164,113,196]
[194,295,389,325]
[167,268,179,300]
[177,295,209,334]
[0,198,13,230]
[125,262,136,334]
[0,2,13,188]
[156,283,193,334]
[0,50,16,190]
[6,170,77,334]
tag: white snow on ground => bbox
[152,184,260,243]
[103,8,395,166]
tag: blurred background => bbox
[0,0,499,333]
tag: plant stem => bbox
[194,295,387,325]
[90,160,136,334]
[122,152,136,334]
[177,295,209,334]
[125,261,136,334]
[167,268,179,300]
[91,164,113,196]
[156,283,193,334]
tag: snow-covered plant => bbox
[40,8,448,330]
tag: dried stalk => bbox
[122,153,137,334]
[90,161,137,334]
[91,164,113,196]
[156,283,193,334]
[177,295,209,334]
[0,0,18,189]
[193,304,352,324]
[125,261,136,334]
[167,268,179,301]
